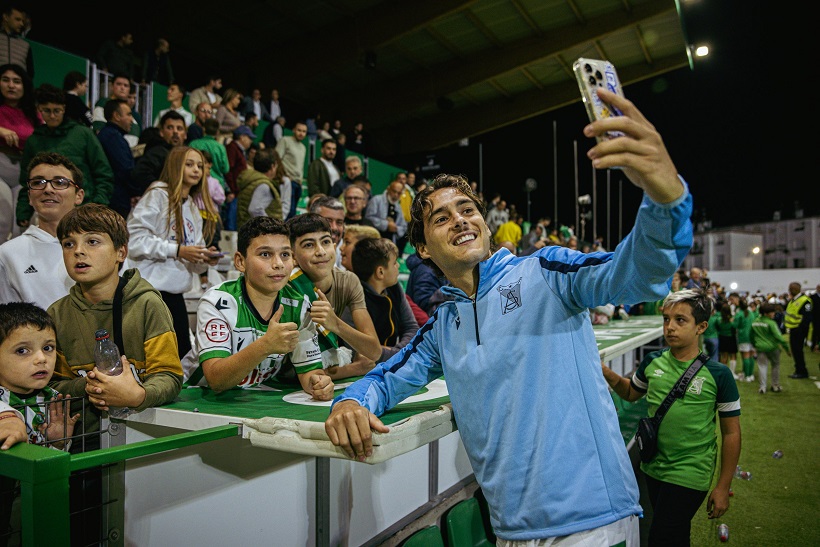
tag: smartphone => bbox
[207,251,226,258]
[573,57,625,142]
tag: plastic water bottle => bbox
[718,523,729,542]
[94,329,122,376]
[773,450,783,459]
[93,329,130,419]
[733,465,752,480]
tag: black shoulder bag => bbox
[636,353,708,463]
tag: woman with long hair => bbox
[127,147,219,358]
[215,88,243,141]
[0,63,40,237]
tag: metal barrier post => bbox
[1,443,71,546]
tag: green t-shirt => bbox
[733,311,755,344]
[631,349,741,491]
[703,314,719,338]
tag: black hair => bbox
[237,216,289,256]
[285,213,330,246]
[103,98,127,121]
[0,64,37,125]
[159,109,186,127]
[62,70,87,91]
[0,302,56,346]
[34,83,66,106]
[27,151,84,188]
[351,237,398,283]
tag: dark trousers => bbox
[160,291,192,359]
[644,474,708,547]
[789,325,809,375]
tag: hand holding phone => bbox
[573,58,626,142]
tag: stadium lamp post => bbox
[524,178,537,224]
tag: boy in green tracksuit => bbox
[750,302,791,393]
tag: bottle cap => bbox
[94,329,110,340]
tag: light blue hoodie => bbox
[333,182,693,540]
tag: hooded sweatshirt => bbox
[127,181,206,293]
[47,268,182,436]
[0,225,73,310]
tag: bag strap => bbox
[112,275,128,356]
[652,352,708,424]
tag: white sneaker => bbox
[746,375,755,382]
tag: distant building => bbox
[684,216,819,271]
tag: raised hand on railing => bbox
[40,394,80,450]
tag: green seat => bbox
[445,498,493,547]
[403,525,444,547]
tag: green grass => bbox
[689,352,820,546]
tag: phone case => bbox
[573,57,625,141]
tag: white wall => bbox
[706,268,820,296]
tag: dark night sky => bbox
[394,2,806,246]
[30,2,805,248]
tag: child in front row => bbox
[49,203,184,545]
[0,302,80,544]
[0,302,79,450]
[183,216,334,399]
[48,203,183,448]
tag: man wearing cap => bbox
[223,125,255,230]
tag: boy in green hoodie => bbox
[750,302,791,393]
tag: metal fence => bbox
[0,394,237,547]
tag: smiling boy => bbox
[286,213,381,367]
[184,216,334,399]
[602,289,741,545]
[48,203,182,443]
[0,152,84,310]
[326,89,695,545]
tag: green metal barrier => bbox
[0,424,239,546]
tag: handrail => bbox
[69,424,239,471]
[0,424,239,547]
